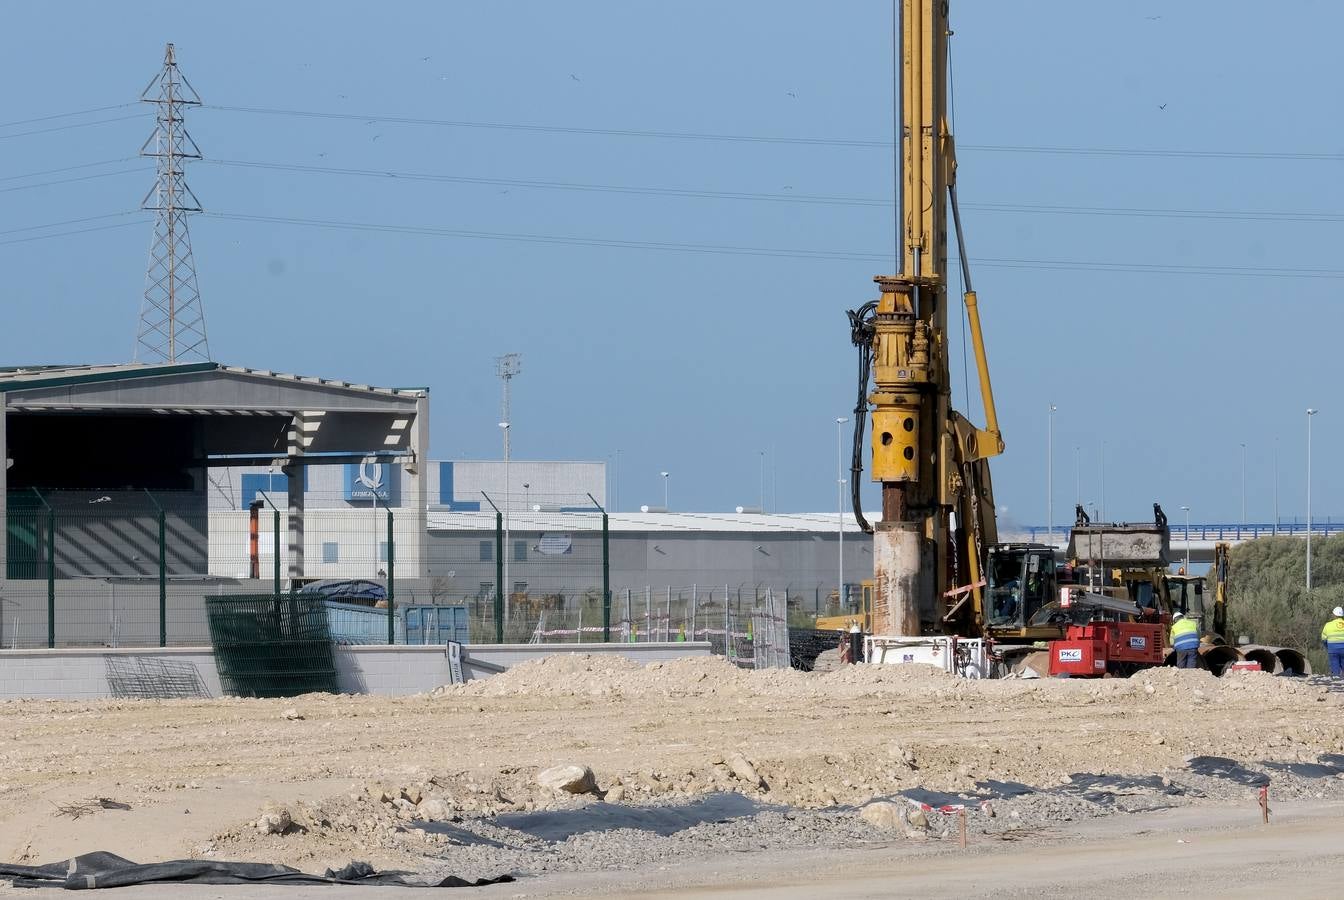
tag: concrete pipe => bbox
[1198,643,1243,677]
[1271,647,1311,676]
[1236,645,1283,674]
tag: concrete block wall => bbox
[0,642,712,700]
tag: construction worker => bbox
[1321,607,1344,677]
[1170,612,1200,669]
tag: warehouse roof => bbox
[428,510,877,534]
[0,362,425,397]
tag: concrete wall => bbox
[0,642,712,700]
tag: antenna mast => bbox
[136,42,209,363]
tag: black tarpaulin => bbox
[0,852,514,890]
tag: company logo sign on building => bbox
[345,462,398,501]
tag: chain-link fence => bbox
[5,489,818,660]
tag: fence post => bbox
[158,509,167,647]
[724,582,731,660]
[144,489,167,647]
[33,489,55,648]
[272,508,281,596]
[645,586,651,642]
[602,510,611,642]
[386,508,395,645]
[692,584,697,641]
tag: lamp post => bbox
[1074,445,1081,508]
[661,471,670,510]
[1180,505,1191,573]
[1240,442,1247,532]
[1307,408,1318,592]
[1048,404,1056,545]
[499,421,510,623]
[759,450,766,513]
[1273,438,1279,536]
[836,417,848,608]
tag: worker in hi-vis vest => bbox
[1170,612,1200,669]
[1321,606,1344,677]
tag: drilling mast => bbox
[849,0,1003,637]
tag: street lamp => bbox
[1048,404,1056,545]
[499,421,510,624]
[759,450,766,513]
[1307,408,1318,592]
[1179,505,1191,573]
[836,417,848,608]
[1273,438,1279,536]
[1240,442,1247,532]
[660,471,670,510]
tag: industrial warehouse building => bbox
[0,362,871,648]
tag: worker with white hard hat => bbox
[1321,607,1344,677]
[1170,612,1200,670]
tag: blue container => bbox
[324,600,403,645]
[323,601,469,645]
[403,605,470,645]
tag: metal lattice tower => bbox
[495,353,521,453]
[135,43,209,363]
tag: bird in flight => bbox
[420,56,431,62]
[786,91,797,98]
[570,73,581,82]
[1158,103,1167,110]
[372,134,382,142]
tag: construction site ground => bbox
[3,655,1344,895]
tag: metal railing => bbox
[1020,522,1344,543]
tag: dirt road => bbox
[0,655,1341,887]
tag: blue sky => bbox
[1,1,1340,523]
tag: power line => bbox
[202,156,1344,223]
[201,209,1344,279]
[0,167,150,195]
[0,158,137,183]
[0,103,136,129]
[0,216,145,247]
[0,211,141,237]
[204,103,1344,160]
[0,113,150,141]
[202,157,889,206]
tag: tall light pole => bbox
[1099,441,1106,522]
[1273,438,1279,535]
[1074,446,1081,508]
[1047,404,1056,544]
[1180,505,1191,573]
[836,417,848,608]
[1307,408,1318,592]
[499,421,511,624]
[1240,442,1247,530]
[759,450,766,513]
[661,471,670,510]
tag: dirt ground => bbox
[1,655,1342,888]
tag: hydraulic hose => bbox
[846,302,878,534]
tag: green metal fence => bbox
[1,489,614,649]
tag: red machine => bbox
[1048,621,1165,678]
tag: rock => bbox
[905,807,929,830]
[281,708,303,721]
[400,786,423,805]
[604,785,626,803]
[536,764,598,795]
[727,753,766,790]
[255,807,292,834]
[858,801,903,830]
